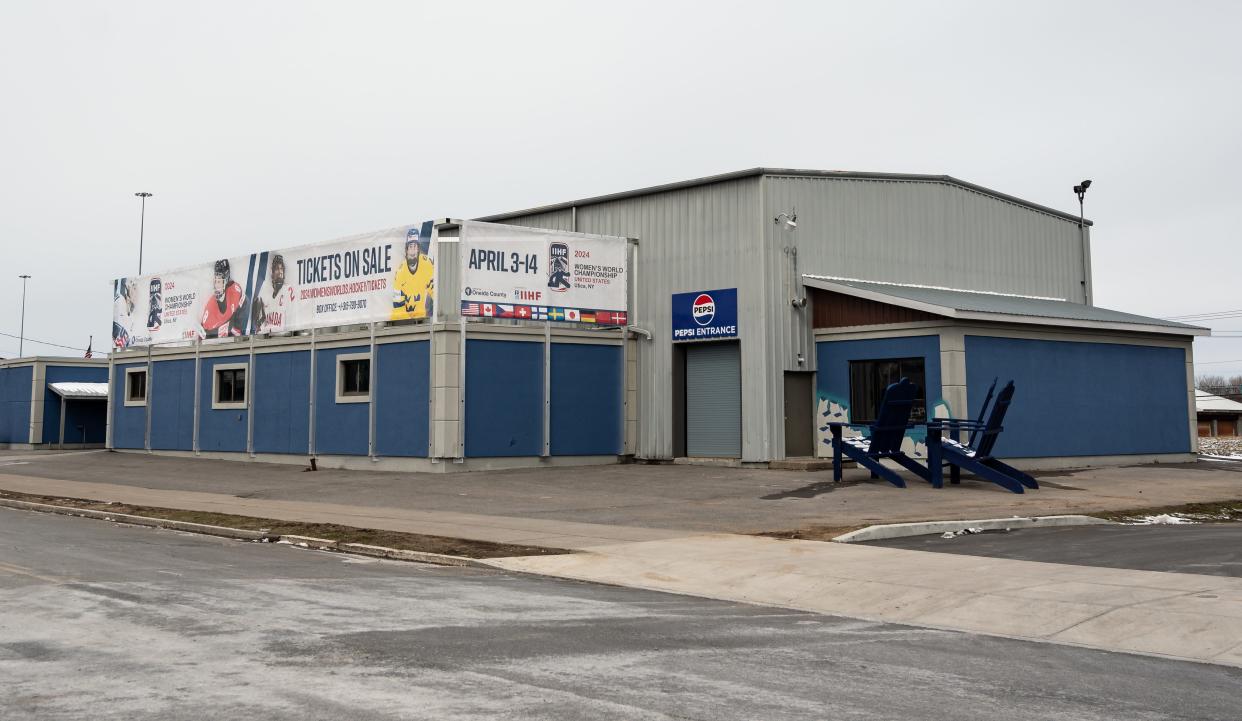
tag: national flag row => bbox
[460,302,627,325]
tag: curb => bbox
[832,514,1114,543]
[0,498,486,568]
[0,498,277,541]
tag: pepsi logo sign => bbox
[692,293,715,325]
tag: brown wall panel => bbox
[811,288,943,329]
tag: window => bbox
[212,364,247,409]
[336,354,371,403]
[124,368,147,406]
[848,357,926,423]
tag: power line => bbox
[1197,358,1242,365]
[0,330,89,353]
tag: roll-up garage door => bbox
[685,342,741,457]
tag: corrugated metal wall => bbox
[517,177,769,460]
[488,172,1090,461]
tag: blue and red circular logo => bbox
[692,293,715,326]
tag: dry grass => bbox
[0,489,570,559]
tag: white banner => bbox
[458,222,628,324]
[112,222,436,349]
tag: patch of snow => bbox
[1126,514,1197,525]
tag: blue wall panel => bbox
[149,359,195,450]
[0,366,34,444]
[111,362,148,449]
[314,346,369,456]
[550,343,622,456]
[198,355,248,453]
[815,335,943,415]
[41,365,109,445]
[252,350,311,455]
[465,340,543,457]
[374,341,429,457]
[965,336,1191,457]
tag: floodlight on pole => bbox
[18,274,31,357]
[1072,179,1092,304]
[135,192,153,274]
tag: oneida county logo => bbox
[692,293,715,325]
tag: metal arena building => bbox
[107,168,1206,469]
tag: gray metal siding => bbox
[486,172,1089,462]
[685,342,741,457]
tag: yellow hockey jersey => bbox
[390,255,434,320]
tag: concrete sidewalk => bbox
[0,474,687,550]
[3,450,1242,536]
[485,533,1242,668]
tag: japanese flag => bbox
[565,308,581,322]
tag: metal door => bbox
[685,342,741,457]
[783,372,814,457]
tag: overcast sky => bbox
[2,1,1240,373]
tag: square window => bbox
[211,363,248,409]
[124,369,147,406]
[336,355,371,403]
[848,357,926,423]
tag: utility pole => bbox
[18,274,31,357]
[135,192,153,274]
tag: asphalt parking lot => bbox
[866,523,1242,577]
[4,507,1242,720]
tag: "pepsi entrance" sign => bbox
[671,288,738,341]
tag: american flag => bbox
[461,302,481,317]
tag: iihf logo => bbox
[547,242,570,292]
[692,293,715,325]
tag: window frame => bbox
[211,362,249,410]
[847,357,928,424]
[123,367,148,407]
[335,353,372,404]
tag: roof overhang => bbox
[47,382,109,400]
[803,276,1210,338]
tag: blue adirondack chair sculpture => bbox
[825,377,929,488]
[925,380,1039,494]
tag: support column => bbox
[429,323,463,460]
[192,340,201,455]
[28,360,46,446]
[938,327,968,419]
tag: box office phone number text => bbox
[316,299,369,313]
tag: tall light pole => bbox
[1073,179,1092,304]
[135,192,153,274]
[18,274,31,357]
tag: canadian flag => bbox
[565,308,581,322]
[482,304,495,317]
